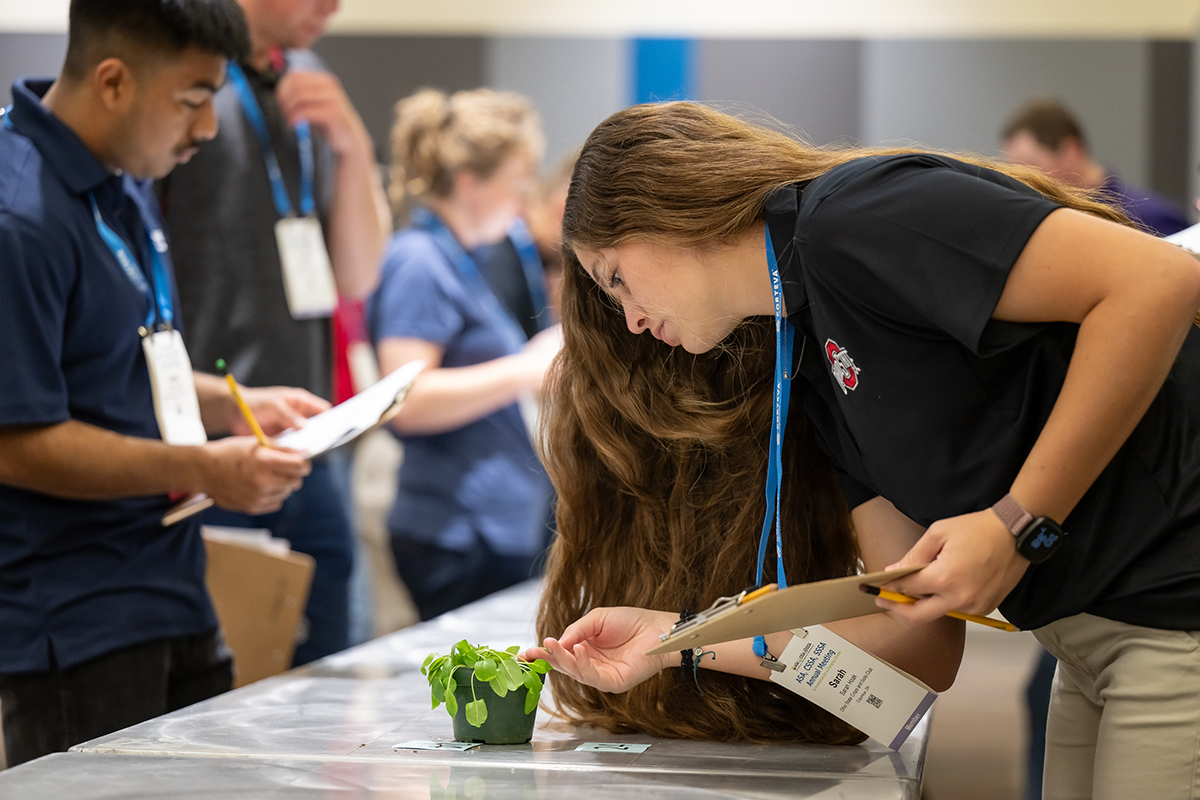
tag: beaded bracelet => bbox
[678,608,696,677]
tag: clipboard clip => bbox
[658,583,779,644]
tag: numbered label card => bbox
[275,216,337,320]
[142,329,207,446]
[575,742,651,753]
[393,740,481,752]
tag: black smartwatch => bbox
[992,493,1066,564]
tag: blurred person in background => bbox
[1002,98,1188,237]
[159,0,392,664]
[367,88,559,620]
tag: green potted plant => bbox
[422,640,552,744]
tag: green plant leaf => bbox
[474,658,498,681]
[500,658,524,690]
[523,669,542,694]
[445,683,459,718]
[526,659,552,674]
[489,676,508,698]
[431,679,445,707]
[421,653,438,674]
[506,645,521,656]
[524,688,539,715]
[465,698,488,727]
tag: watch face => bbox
[1027,524,1061,552]
[1019,517,1065,563]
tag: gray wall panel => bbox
[485,36,627,168]
[1150,40,1192,209]
[862,40,1149,186]
[0,33,67,105]
[313,35,485,163]
[696,40,861,146]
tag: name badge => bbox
[275,216,337,320]
[769,625,937,750]
[142,329,207,446]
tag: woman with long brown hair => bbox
[523,102,1200,798]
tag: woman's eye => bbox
[607,272,623,290]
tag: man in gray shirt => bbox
[160,0,389,664]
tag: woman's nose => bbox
[624,303,649,335]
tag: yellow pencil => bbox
[860,584,1019,632]
[217,359,269,447]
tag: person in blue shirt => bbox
[367,88,560,620]
[0,0,326,768]
[1002,98,1190,237]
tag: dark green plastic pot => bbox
[451,674,540,744]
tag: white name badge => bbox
[142,329,207,446]
[769,625,936,750]
[275,216,337,320]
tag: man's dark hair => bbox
[63,0,251,79]
[1001,99,1088,152]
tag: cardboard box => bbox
[202,530,315,688]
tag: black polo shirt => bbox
[0,79,216,673]
[767,153,1200,631]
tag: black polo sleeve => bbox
[797,154,1061,353]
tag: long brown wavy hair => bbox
[537,102,1133,745]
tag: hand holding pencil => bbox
[215,359,329,439]
[860,584,1018,632]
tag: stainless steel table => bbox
[0,581,930,798]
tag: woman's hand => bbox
[522,607,677,693]
[878,508,1029,625]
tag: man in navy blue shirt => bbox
[1002,99,1190,237]
[0,0,328,767]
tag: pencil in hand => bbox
[216,359,270,447]
[860,583,1019,632]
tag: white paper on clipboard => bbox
[273,360,424,456]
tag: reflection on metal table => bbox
[0,580,931,798]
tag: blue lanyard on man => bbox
[410,207,529,353]
[754,226,797,658]
[8,103,173,329]
[88,188,176,332]
[4,107,174,332]
[226,62,315,219]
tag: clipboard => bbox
[644,566,922,656]
[162,360,425,526]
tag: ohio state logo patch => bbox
[825,339,861,395]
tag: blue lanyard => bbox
[754,225,796,658]
[411,208,529,351]
[4,103,172,329]
[226,62,315,218]
[506,217,551,331]
[88,191,174,330]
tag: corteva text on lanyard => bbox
[227,62,337,320]
[89,189,207,446]
[754,226,797,658]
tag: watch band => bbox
[992,493,1033,536]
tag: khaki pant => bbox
[1032,613,1200,800]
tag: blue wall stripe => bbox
[632,38,695,104]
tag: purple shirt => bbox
[1102,174,1189,237]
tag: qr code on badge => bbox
[866,694,883,709]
